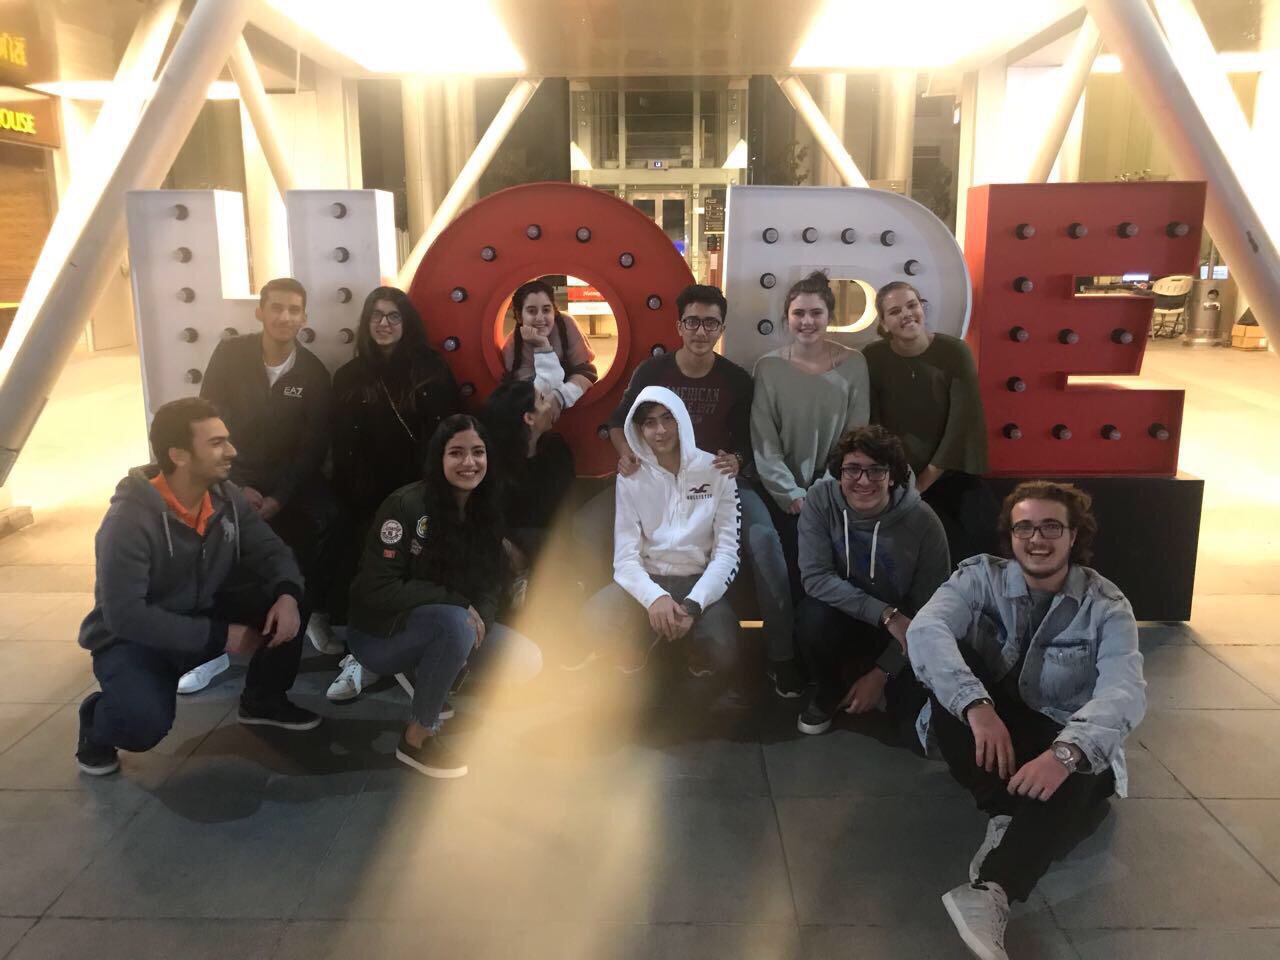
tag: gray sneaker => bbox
[942,881,1009,960]
[969,814,1012,882]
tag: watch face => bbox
[1053,745,1075,765]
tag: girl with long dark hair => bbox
[346,415,542,778]
[499,279,598,417]
[324,287,460,700]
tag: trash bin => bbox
[1182,279,1233,346]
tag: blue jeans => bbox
[347,605,541,731]
[584,575,740,673]
[577,478,793,662]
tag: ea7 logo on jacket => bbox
[283,386,304,398]
[686,482,713,501]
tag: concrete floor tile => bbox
[1203,798,1280,880]
[48,792,359,919]
[10,595,94,644]
[776,796,993,925]
[799,920,1079,960]
[762,725,958,798]
[274,920,519,960]
[0,790,147,916]
[298,791,794,924]
[1138,709,1280,798]
[1205,646,1280,703]
[1067,928,1280,959]
[1187,595,1280,646]
[1038,799,1280,928]
[0,919,35,956]
[0,594,70,641]
[0,701,60,754]
[517,922,803,960]
[1123,743,1190,798]
[0,699,232,792]
[0,641,94,703]
[1139,644,1276,709]
[7,919,282,960]
[0,566,96,594]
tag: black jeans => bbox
[270,476,340,615]
[931,663,1116,902]
[796,596,928,734]
[84,579,306,752]
[920,471,999,566]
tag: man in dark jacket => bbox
[76,398,320,777]
[795,425,950,740]
[178,277,341,693]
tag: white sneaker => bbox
[393,673,454,719]
[177,654,230,694]
[970,814,1012,882]
[326,654,379,702]
[942,881,1010,960]
[307,613,344,655]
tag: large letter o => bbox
[408,182,695,476]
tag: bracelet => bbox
[879,606,899,629]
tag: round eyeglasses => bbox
[370,310,403,327]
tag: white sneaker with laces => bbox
[942,880,1010,960]
[177,654,230,694]
[307,613,344,655]
[970,814,1012,882]
[326,654,379,702]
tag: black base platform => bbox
[985,473,1203,622]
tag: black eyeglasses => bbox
[370,310,403,327]
[840,464,890,482]
[678,317,724,334]
[1011,520,1069,540]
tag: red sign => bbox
[964,181,1203,476]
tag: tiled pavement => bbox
[0,342,1275,959]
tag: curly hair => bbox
[826,425,911,490]
[998,480,1097,564]
[420,414,506,592]
[783,270,835,316]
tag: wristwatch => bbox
[1052,742,1083,774]
[681,598,703,620]
[879,606,900,629]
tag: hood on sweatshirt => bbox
[114,464,242,562]
[622,385,709,474]
[806,466,923,582]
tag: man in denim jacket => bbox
[907,481,1146,960]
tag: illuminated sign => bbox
[0,2,52,86]
[0,105,33,132]
[0,32,26,68]
[0,87,58,147]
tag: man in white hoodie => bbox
[583,386,742,676]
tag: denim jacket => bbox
[907,555,1146,796]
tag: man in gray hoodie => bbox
[75,397,319,777]
[796,425,950,738]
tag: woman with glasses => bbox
[794,425,950,741]
[751,270,871,617]
[500,279,598,418]
[864,281,995,564]
[325,286,461,702]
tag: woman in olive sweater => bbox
[863,281,996,563]
[346,415,542,779]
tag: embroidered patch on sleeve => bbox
[380,519,404,544]
[416,516,428,539]
[382,548,397,559]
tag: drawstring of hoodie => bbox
[844,508,882,581]
[161,514,174,558]
[230,494,241,561]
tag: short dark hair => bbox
[259,277,307,310]
[150,397,221,474]
[826,425,910,489]
[675,284,727,322]
[998,480,1098,565]
[631,400,671,426]
[784,270,835,316]
[874,281,926,339]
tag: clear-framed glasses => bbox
[1011,520,1069,540]
[678,316,725,334]
[840,464,890,483]
[370,310,403,327]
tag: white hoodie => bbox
[614,386,741,610]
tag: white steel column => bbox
[1085,0,1280,347]
[875,70,917,190]
[0,0,253,484]
[228,35,295,195]
[775,75,869,187]
[1026,18,1101,182]
[815,74,847,186]
[396,78,542,290]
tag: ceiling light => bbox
[792,0,1082,70]
[264,0,524,75]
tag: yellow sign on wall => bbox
[0,32,27,67]
[0,87,58,148]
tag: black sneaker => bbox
[796,696,834,736]
[768,659,807,699]
[395,732,468,779]
[76,693,119,776]
[237,697,322,731]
